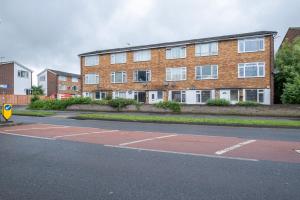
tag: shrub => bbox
[236,101,260,107]
[30,95,40,103]
[206,99,230,106]
[91,100,110,105]
[29,97,92,110]
[108,98,138,111]
[281,76,300,104]
[155,101,181,113]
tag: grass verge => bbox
[13,110,56,117]
[74,113,300,128]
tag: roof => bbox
[37,69,80,78]
[281,27,300,45]
[0,61,34,72]
[79,31,277,56]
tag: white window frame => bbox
[39,75,46,81]
[166,46,186,59]
[58,84,67,91]
[238,62,265,78]
[111,53,127,64]
[111,71,127,83]
[84,74,100,85]
[244,89,265,103]
[195,42,218,56]
[166,67,187,81]
[195,65,218,80]
[18,70,29,78]
[95,91,107,100]
[72,77,79,82]
[133,50,151,62]
[84,55,99,66]
[58,76,67,81]
[114,91,126,99]
[71,86,78,91]
[133,70,151,82]
[238,37,265,53]
[170,91,186,103]
[195,90,213,104]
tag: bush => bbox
[206,99,230,106]
[108,98,138,111]
[155,101,181,113]
[281,76,300,104]
[30,95,40,103]
[236,101,260,107]
[29,97,92,110]
[91,100,110,105]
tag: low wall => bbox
[0,95,50,105]
[67,104,300,117]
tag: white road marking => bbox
[4,126,69,132]
[52,130,119,139]
[105,145,259,162]
[215,140,256,155]
[0,131,54,140]
[119,134,177,146]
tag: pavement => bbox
[0,116,299,200]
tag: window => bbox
[238,62,265,78]
[195,42,218,56]
[111,53,127,64]
[133,50,151,62]
[111,72,127,83]
[157,91,163,99]
[72,77,78,82]
[195,65,218,80]
[166,46,186,59]
[85,55,99,66]
[238,38,264,53]
[196,90,212,103]
[18,70,29,78]
[245,89,264,103]
[171,91,186,103]
[115,91,126,99]
[84,74,99,84]
[133,70,151,82]
[95,91,107,100]
[166,67,186,81]
[59,84,66,91]
[72,86,78,91]
[39,75,45,81]
[83,92,93,98]
[230,90,239,102]
[58,76,67,81]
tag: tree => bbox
[31,86,44,96]
[275,37,300,104]
[281,75,300,104]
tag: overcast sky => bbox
[0,0,299,85]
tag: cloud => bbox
[0,0,299,85]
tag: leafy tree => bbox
[275,37,300,104]
[31,86,44,96]
[281,75,300,104]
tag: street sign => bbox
[2,104,12,121]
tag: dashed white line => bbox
[119,134,177,146]
[0,131,54,140]
[105,145,259,162]
[52,130,119,139]
[215,140,256,155]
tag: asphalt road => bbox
[0,116,299,200]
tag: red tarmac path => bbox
[1,123,299,163]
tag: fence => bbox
[0,95,50,105]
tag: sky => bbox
[0,0,299,85]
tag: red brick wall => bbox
[0,63,14,94]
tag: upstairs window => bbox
[133,50,151,62]
[111,71,127,83]
[18,70,29,78]
[111,53,127,64]
[238,62,265,78]
[84,74,99,84]
[195,42,218,56]
[133,70,151,82]
[195,65,218,80]
[58,84,66,91]
[58,76,67,81]
[238,38,264,53]
[85,55,99,66]
[72,77,79,82]
[39,75,45,81]
[166,67,186,81]
[166,46,186,59]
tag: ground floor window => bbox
[95,91,107,100]
[115,91,126,99]
[134,91,146,103]
[196,90,212,103]
[245,89,264,103]
[171,91,186,103]
[83,92,93,98]
[230,90,239,102]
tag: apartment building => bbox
[37,69,81,99]
[0,61,33,95]
[79,31,276,105]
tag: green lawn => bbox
[13,110,56,117]
[75,113,300,128]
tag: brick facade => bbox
[0,63,14,94]
[80,31,276,105]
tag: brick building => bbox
[0,61,33,95]
[79,31,277,105]
[37,69,81,99]
[281,27,300,45]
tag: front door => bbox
[220,90,230,101]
